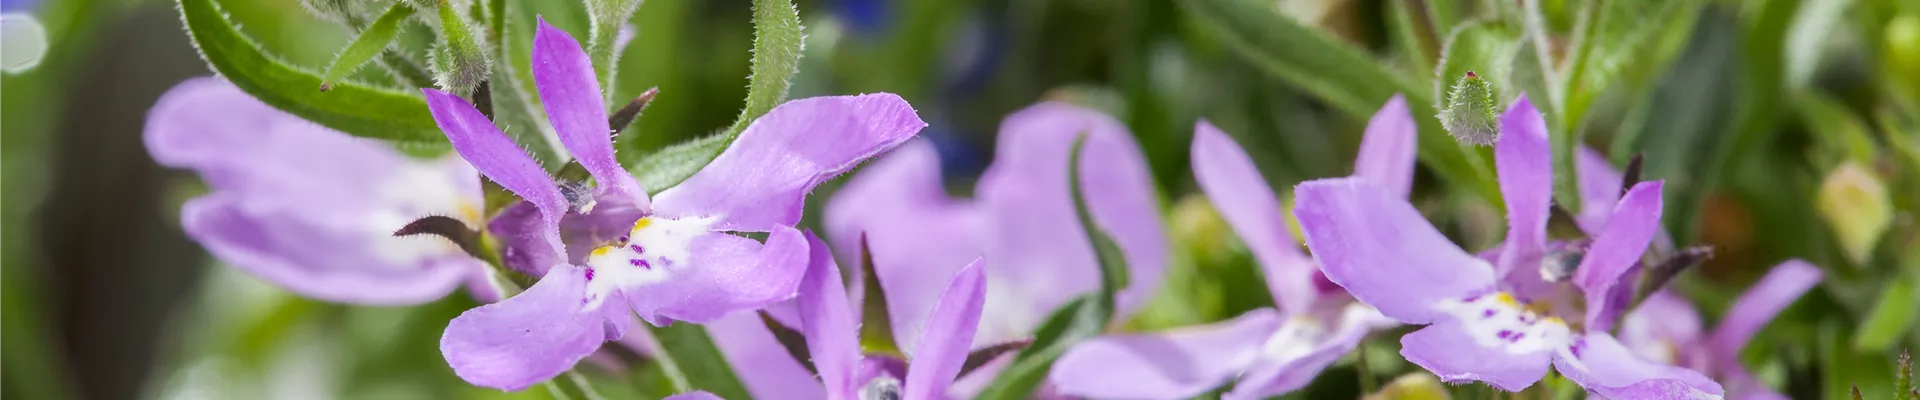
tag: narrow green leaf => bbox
[1855,275,1918,351]
[630,133,729,194]
[177,0,443,142]
[725,0,804,139]
[645,322,753,400]
[586,0,644,95]
[1067,135,1131,293]
[975,296,1108,400]
[758,310,817,375]
[1434,21,1519,105]
[1182,0,1500,204]
[857,234,903,356]
[545,371,607,400]
[959,339,1033,380]
[1387,0,1435,80]
[320,2,415,91]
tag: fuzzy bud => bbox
[1816,162,1893,264]
[430,0,490,95]
[1439,71,1501,146]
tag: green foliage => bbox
[723,0,804,139]
[178,0,445,142]
[645,323,753,400]
[857,236,904,357]
[320,2,417,91]
[433,0,491,94]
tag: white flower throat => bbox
[1435,292,1570,354]
[582,215,714,306]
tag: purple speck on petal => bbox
[1497,330,1515,340]
[617,235,630,243]
[1482,309,1497,319]
[631,244,645,254]
[1510,333,1526,343]
[585,268,596,281]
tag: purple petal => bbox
[1575,181,1665,332]
[1493,96,1553,281]
[707,308,826,400]
[423,88,567,255]
[441,267,611,390]
[1192,121,1316,315]
[620,226,809,324]
[1618,290,1705,367]
[490,194,647,276]
[1399,319,1554,392]
[824,140,988,350]
[1708,259,1822,358]
[664,391,723,400]
[1051,308,1280,399]
[1354,94,1418,198]
[1553,333,1724,398]
[182,196,476,304]
[1292,178,1495,323]
[150,78,483,305]
[651,94,926,232]
[797,231,861,398]
[1574,147,1625,232]
[532,18,648,206]
[1229,304,1392,399]
[903,258,988,400]
[974,102,1168,332]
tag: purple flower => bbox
[823,102,1167,350]
[427,19,925,390]
[1047,96,1414,399]
[146,77,489,305]
[1620,261,1823,400]
[1292,96,1724,397]
[799,233,988,400]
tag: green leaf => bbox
[1183,0,1500,204]
[585,0,643,94]
[630,133,729,194]
[1387,0,1435,82]
[857,235,903,356]
[1434,21,1519,105]
[1796,93,1880,165]
[320,2,416,91]
[545,371,606,400]
[177,0,444,142]
[724,0,804,139]
[645,322,753,400]
[1855,275,1919,351]
[959,339,1033,379]
[1067,135,1131,294]
[975,296,1109,400]
[1825,320,1898,399]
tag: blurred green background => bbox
[3,0,1918,398]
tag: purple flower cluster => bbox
[147,13,1828,400]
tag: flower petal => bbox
[1229,304,1391,399]
[1493,96,1553,281]
[1575,181,1665,332]
[1708,259,1822,358]
[423,88,567,257]
[621,226,809,324]
[1354,94,1418,198]
[1618,290,1705,367]
[1553,333,1724,398]
[1050,308,1280,399]
[1399,319,1555,392]
[1292,177,1495,323]
[1574,147,1625,233]
[797,231,861,398]
[182,195,476,304]
[903,258,988,400]
[975,102,1168,332]
[824,140,988,350]
[440,267,611,390]
[532,18,648,206]
[707,307,826,400]
[491,194,648,276]
[652,94,926,232]
[1192,121,1316,316]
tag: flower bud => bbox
[431,0,491,95]
[1364,373,1453,400]
[1439,71,1501,146]
[1816,162,1893,264]
[1170,195,1234,267]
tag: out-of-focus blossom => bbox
[1815,162,1892,264]
[1,12,45,73]
[429,18,924,390]
[1620,261,1824,400]
[146,77,487,305]
[799,233,987,400]
[1294,96,1724,397]
[1047,95,1418,399]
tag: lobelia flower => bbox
[1619,260,1824,400]
[426,18,925,390]
[1292,96,1725,398]
[1048,96,1416,399]
[697,102,1162,399]
[799,232,988,400]
[146,77,490,305]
